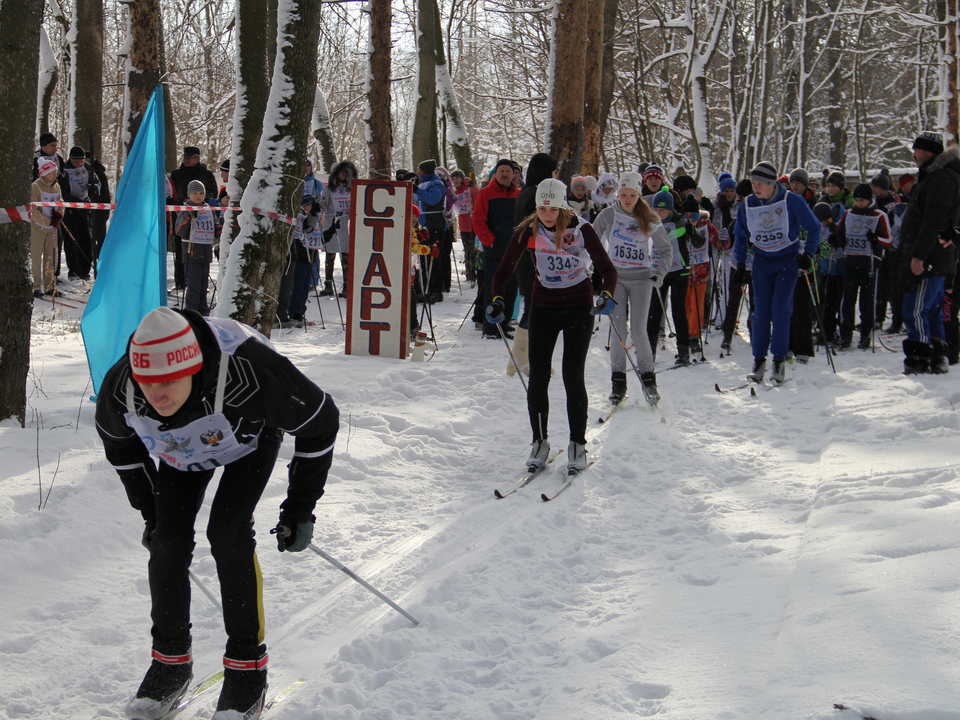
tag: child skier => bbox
[175,180,216,315]
[733,162,822,384]
[488,179,618,474]
[829,183,892,349]
[320,161,357,297]
[30,157,62,297]
[646,191,705,366]
[95,306,339,720]
[592,171,672,405]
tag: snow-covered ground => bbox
[2,258,960,720]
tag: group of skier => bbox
[29,130,960,720]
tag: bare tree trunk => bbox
[366,0,392,179]
[36,27,58,138]
[413,0,440,165]
[124,0,160,159]
[312,88,337,174]
[218,0,271,279]
[947,0,958,143]
[158,19,177,171]
[598,0,617,147]
[215,0,321,335]
[0,0,44,425]
[72,0,103,154]
[545,0,588,182]
[582,0,604,176]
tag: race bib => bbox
[606,209,653,268]
[746,197,792,252]
[843,213,880,257]
[189,207,216,244]
[534,221,591,289]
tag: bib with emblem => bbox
[746,196,793,252]
[606,209,653,269]
[843,213,880,257]
[533,220,591,289]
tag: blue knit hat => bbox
[652,191,674,211]
[719,177,738,193]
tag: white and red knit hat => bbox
[129,307,203,383]
[37,158,59,178]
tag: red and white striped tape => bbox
[1,201,299,226]
[0,205,30,224]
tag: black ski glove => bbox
[485,296,506,324]
[141,509,156,551]
[271,511,315,553]
[797,253,813,271]
[733,263,748,285]
[828,232,843,248]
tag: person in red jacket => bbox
[452,170,479,285]
[474,159,520,338]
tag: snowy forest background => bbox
[32,0,960,185]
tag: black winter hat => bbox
[825,171,846,189]
[182,146,201,158]
[494,158,514,171]
[853,183,873,201]
[674,174,697,195]
[789,168,810,187]
[637,161,650,174]
[220,158,231,172]
[913,131,944,155]
[735,178,753,198]
[39,132,57,147]
[450,169,465,179]
[869,169,891,191]
[681,195,701,215]
[69,146,85,159]
[750,161,779,186]
[813,203,833,222]
[418,159,438,174]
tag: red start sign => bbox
[345,181,413,359]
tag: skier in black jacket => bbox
[96,307,339,719]
[898,132,960,373]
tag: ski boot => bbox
[213,653,267,720]
[609,372,627,405]
[640,371,660,406]
[857,333,871,350]
[747,356,766,383]
[527,439,550,472]
[720,333,732,354]
[319,280,334,297]
[931,338,950,374]
[675,343,691,366]
[770,356,786,384]
[126,651,193,720]
[566,441,587,475]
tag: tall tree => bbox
[312,87,338,173]
[366,0,392,179]
[0,0,44,424]
[123,0,161,160]
[215,0,321,334]
[412,0,440,165]
[434,0,473,176]
[545,0,588,182]
[582,0,604,176]
[72,0,104,155]
[217,0,270,276]
[36,27,58,137]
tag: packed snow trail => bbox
[2,273,960,719]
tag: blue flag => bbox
[81,87,167,394]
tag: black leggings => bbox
[527,303,594,445]
[148,431,281,660]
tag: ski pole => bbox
[332,255,345,327]
[803,270,837,373]
[457,299,476,331]
[655,284,675,340]
[451,238,463,296]
[605,324,612,351]
[497,321,528,394]
[609,316,645,387]
[307,543,420,626]
[313,279,326,329]
[189,569,221,612]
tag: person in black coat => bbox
[96,307,338,718]
[898,132,960,373]
[169,147,218,290]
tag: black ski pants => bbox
[647,271,690,355]
[527,303,594,446]
[148,430,281,661]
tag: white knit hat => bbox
[129,307,203,383]
[536,178,571,210]
[618,172,644,194]
[37,158,58,178]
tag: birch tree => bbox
[215,0,321,334]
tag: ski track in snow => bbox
[2,267,960,720]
